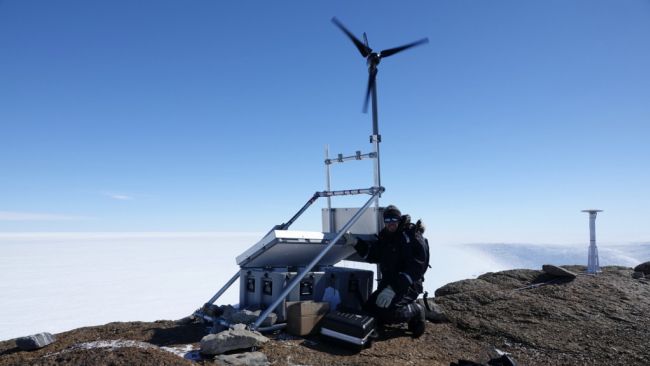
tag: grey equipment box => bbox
[322,207,385,235]
[318,266,374,312]
[239,268,325,322]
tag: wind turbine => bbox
[331,17,428,189]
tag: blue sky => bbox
[1,0,649,244]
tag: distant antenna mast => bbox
[582,209,603,274]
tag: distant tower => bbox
[582,209,603,274]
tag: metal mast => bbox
[582,209,603,274]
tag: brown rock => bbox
[542,264,577,278]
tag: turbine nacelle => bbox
[367,53,381,71]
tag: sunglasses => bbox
[384,217,400,223]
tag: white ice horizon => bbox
[1,232,647,341]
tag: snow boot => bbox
[407,303,426,338]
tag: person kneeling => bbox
[350,205,429,338]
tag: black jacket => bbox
[355,217,429,297]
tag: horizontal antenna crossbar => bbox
[317,187,383,197]
[325,151,376,165]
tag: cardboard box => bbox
[286,301,330,336]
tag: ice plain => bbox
[1,232,648,341]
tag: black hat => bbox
[383,205,401,219]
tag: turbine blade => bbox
[331,17,371,57]
[362,71,376,113]
[379,38,429,58]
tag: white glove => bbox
[375,286,395,308]
[343,232,357,246]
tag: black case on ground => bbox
[319,311,376,347]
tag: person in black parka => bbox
[352,204,428,338]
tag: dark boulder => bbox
[15,332,56,351]
[634,261,650,275]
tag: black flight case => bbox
[319,311,376,348]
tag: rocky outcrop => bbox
[542,264,577,278]
[634,261,650,275]
[215,351,269,366]
[200,326,269,356]
[15,332,56,351]
[219,305,277,327]
[434,266,650,365]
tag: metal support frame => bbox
[317,188,378,197]
[325,151,376,165]
[371,76,381,194]
[193,271,240,324]
[204,271,240,307]
[267,188,377,238]
[198,189,359,311]
[325,146,333,231]
[371,134,382,230]
[263,194,319,238]
[195,186,385,330]
[370,81,383,276]
[194,310,287,333]
[250,186,384,330]
[324,140,381,234]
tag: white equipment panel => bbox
[322,207,384,234]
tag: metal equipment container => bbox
[239,268,325,322]
[318,266,374,312]
[239,266,373,320]
[239,269,263,309]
